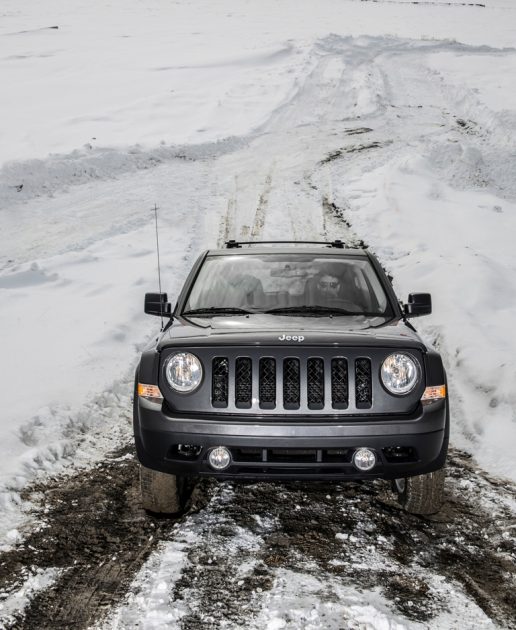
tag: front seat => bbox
[241,276,266,308]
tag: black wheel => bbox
[140,464,187,514]
[393,468,445,515]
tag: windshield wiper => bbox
[182,307,254,316]
[264,305,357,315]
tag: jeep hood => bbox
[157,314,427,351]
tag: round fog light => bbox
[208,446,232,471]
[353,448,376,472]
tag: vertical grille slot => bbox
[235,357,252,408]
[283,358,300,409]
[355,358,372,408]
[259,358,276,409]
[331,358,348,409]
[307,358,324,409]
[212,357,229,408]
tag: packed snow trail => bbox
[1,27,516,630]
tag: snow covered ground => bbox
[0,0,515,628]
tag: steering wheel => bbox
[327,298,362,313]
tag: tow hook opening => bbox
[170,444,203,459]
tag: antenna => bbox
[153,203,164,331]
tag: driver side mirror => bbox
[144,292,172,317]
[404,293,431,317]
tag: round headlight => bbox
[381,353,419,395]
[165,352,203,392]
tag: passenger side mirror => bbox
[404,293,431,317]
[144,292,172,317]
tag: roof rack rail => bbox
[225,239,346,249]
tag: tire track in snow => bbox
[218,194,237,247]
[249,170,274,241]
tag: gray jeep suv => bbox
[134,241,448,515]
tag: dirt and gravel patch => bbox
[171,448,516,629]
[0,443,514,630]
[0,444,182,629]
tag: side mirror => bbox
[404,293,431,317]
[144,292,172,317]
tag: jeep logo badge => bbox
[278,334,305,342]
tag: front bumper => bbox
[134,399,448,481]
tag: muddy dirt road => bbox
[0,444,514,629]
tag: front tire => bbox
[393,468,446,515]
[140,464,185,514]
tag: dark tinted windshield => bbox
[184,254,392,317]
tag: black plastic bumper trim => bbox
[135,397,447,480]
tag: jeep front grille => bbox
[259,358,276,408]
[210,355,373,411]
[331,358,348,409]
[307,358,324,409]
[235,357,252,408]
[212,357,229,407]
[283,358,300,409]
[355,358,372,409]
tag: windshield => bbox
[184,254,392,317]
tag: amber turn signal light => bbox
[137,383,163,402]
[421,385,446,402]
